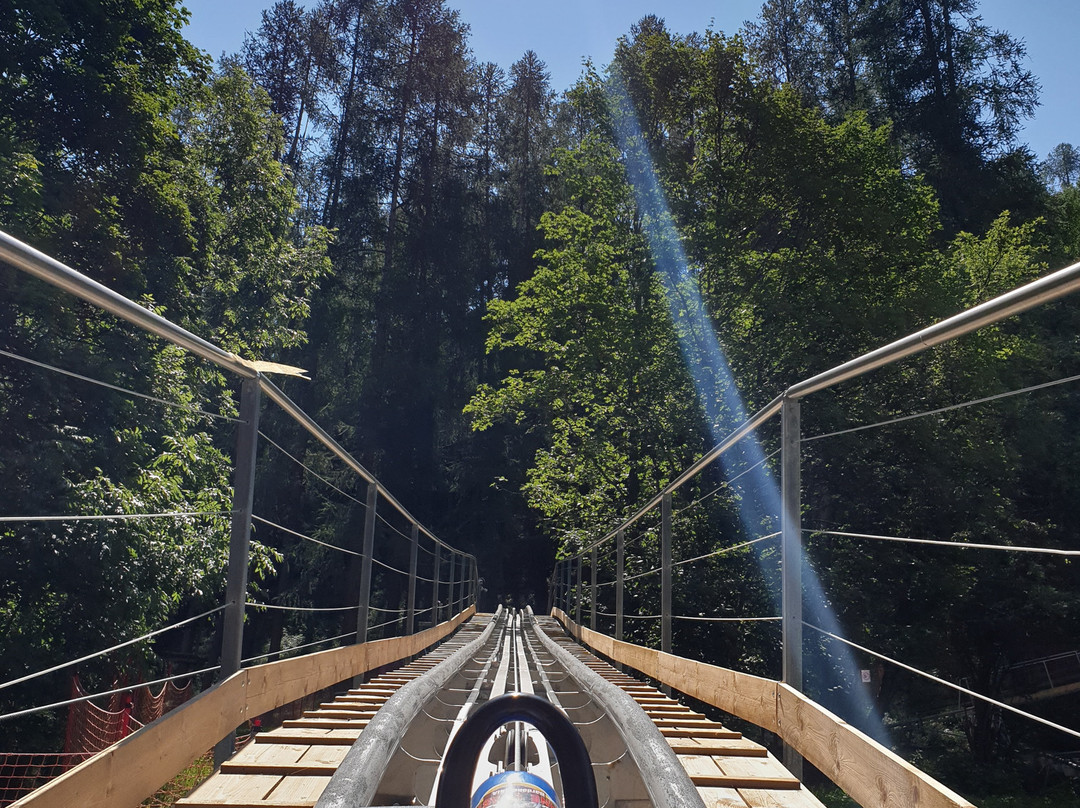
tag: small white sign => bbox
[861,669,871,683]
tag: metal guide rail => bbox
[175,610,821,808]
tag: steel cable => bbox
[258,431,368,509]
[0,511,230,524]
[804,371,1080,443]
[0,604,227,692]
[241,631,357,665]
[251,514,361,556]
[808,529,1080,557]
[803,622,1080,742]
[0,348,240,423]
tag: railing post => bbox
[574,555,583,624]
[407,523,418,634]
[563,560,571,614]
[450,554,458,616]
[548,562,557,614]
[661,492,672,655]
[432,544,442,625]
[615,529,624,643]
[357,482,378,645]
[214,376,261,768]
[590,547,598,630]
[781,395,803,777]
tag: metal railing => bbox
[553,257,1080,775]
[0,230,479,762]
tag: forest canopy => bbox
[1,0,1079,800]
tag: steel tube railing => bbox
[0,230,258,379]
[787,260,1080,400]
[555,257,1080,774]
[581,394,784,555]
[1,229,481,750]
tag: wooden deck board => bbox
[697,786,752,807]
[737,787,827,807]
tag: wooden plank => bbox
[297,746,349,766]
[670,740,765,757]
[179,773,280,804]
[267,775,333,803]
[255,729,361,745]
[682,754,724,778]
[697,786,751,807]
[660,727,743,740]
[714,756,799,785]
[281,719,368,730]
[694,776,802,791]
[737,787,827,808]
[227,744,307,767]
[551,608,779,733]
[218,762,337,776]
[299,709,376,720]
[776,685,976,808]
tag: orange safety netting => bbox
[0,674,194,805]
[63,674,146,757]
[0,752,88,806]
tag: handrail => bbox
[261,379,472,557]
[570,258,1080,563]
[0,230,257,379]
[10,608,477,808]
[788,259,1080,400]
[0,228,481,768]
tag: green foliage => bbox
[467,132,701,547]
[0,3,328,752]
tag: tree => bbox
[1041,142,1080,190]
[745,0,1042,234]
[467,131,702,544]
[0,12,328,747]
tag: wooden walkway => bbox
[540,620,824,808]
[176,620,489,807]
[175,614,819,808]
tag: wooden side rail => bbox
[552,609,975,808]
[13,606,476,808]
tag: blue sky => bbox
[180,0,1076,162]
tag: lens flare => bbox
[607,75,887,742]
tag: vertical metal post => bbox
[574,555,583,624]
[432,544,441,625]
[407,523,418,634]
[214,377,261,768]
[781,395,804,777]
[590,548,598,630]
[450,554,458,616]
[357,482,378,645]
[548,562,557,614]
[563,560,571,614]
[615,529,625,643]
[661,493,672,655]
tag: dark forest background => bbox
[2,0,1079,802]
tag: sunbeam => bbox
[606,74,888,742]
